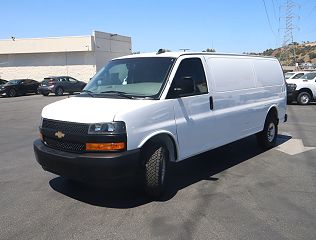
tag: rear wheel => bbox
[297,92,311,105]
[8,88,16,97]
[55,87,64,96]
[143,142,169,198]
[42,92,49,96]
[257,113,278,150]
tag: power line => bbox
[262,0,278,39]
[271,0,278,22]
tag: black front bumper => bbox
[33,139,141,183]
[287,90,298,101]
[0,89,8,96]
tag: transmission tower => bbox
[280,0,299,66]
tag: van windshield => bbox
[82,57,175,99]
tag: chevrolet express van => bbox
[34,51,287,197]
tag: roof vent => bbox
[157,49,166,54]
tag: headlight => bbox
[287,83,297,90]
[88,121,126,134]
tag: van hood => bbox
[42,96,155,123]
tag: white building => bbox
[0,31,132,82]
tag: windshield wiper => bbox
[80,90,95,97]
[99,91,135,99]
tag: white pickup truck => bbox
[287,72,316,104]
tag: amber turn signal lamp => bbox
[86,142,125,151]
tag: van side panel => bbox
[252,58,287,124]
[205,56,286,147]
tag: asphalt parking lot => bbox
[1,94,316,240]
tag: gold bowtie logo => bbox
[54,131,65,139]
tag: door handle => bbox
[209,96,214,110]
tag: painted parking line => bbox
[276,138,316,155]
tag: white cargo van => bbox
[34,51,287,197]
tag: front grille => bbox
[42,118,89,153]
[42,118,89,134]
[44,137,85,153]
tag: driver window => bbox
[167,58,208,98]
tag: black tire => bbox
[143,142,169,198]
[257,113,278,150]
[297,92,311,105]
[42,92,49,96]
[55,87,64,96]
[8,88,16,97]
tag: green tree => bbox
[263,48,274,56]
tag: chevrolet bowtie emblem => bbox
[54,131,65,139]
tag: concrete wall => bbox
[93,31,132,70]
[0,52,96,81]
[0,31,132,82]
[0,65,95,82]
[0,36,93,54]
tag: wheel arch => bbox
[139,131,178,162]
[267,105,278,118]
[298,88,313,97]
[264,105,279,127]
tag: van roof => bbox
[113,51,278,60]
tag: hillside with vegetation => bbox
[261,42,316,66]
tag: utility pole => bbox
[279,0,299,66]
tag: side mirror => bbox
[172,76,195,97]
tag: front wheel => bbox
[257,114,278,150]
[297,92,311,105]
[8,88,17,97]
[55,87,64,96]
[143,142,169,198]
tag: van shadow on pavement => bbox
[49,134,292,208]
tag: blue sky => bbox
[1,0,315,53]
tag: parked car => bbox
[0,79,39,97]
[34,51,287,198]
[284,71,308,82]
[287,71,316,104]
[0,79,8,87]
[38,76,86,96]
